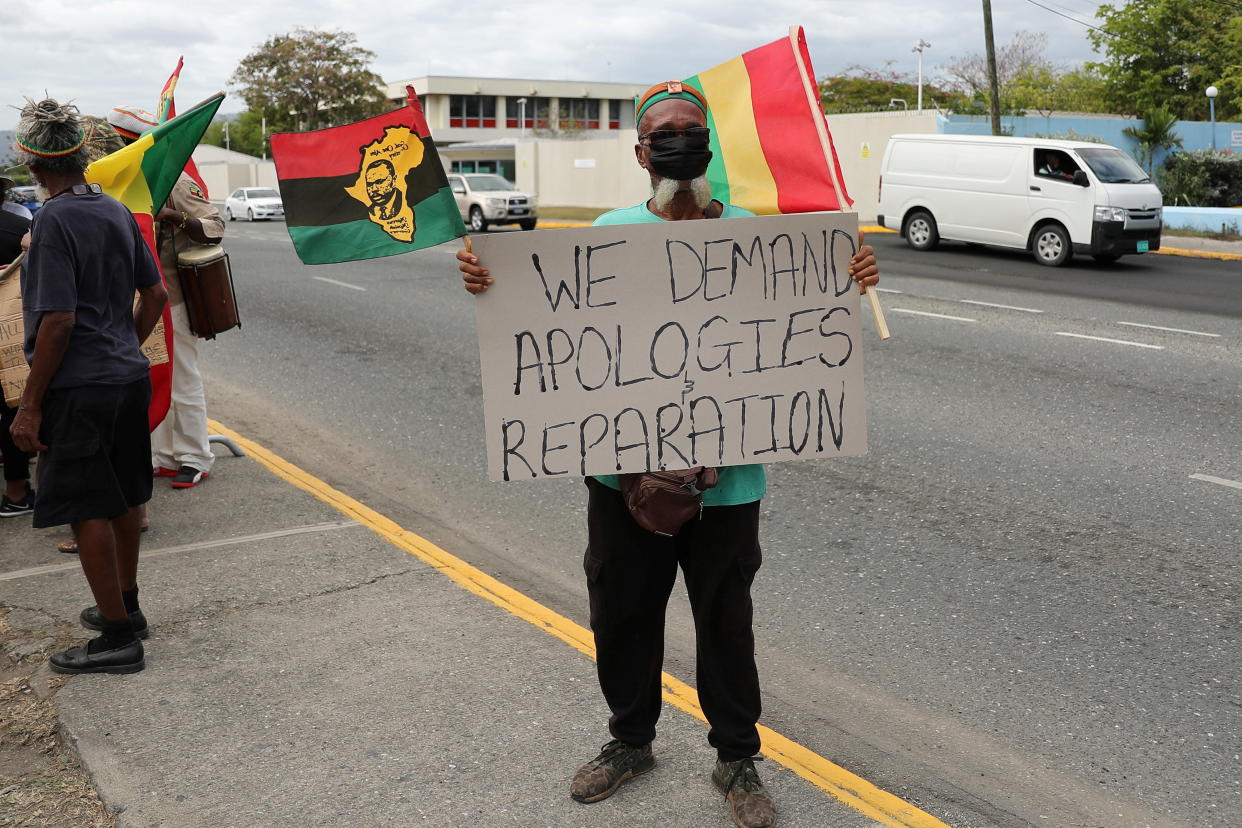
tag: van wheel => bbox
[905,211,939,251]
[469,206,488,233]
[1032,224,1071,267]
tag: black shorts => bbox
[33,378,152,529]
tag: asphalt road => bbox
[202,218,1240,828]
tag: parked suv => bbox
[448,174,537,232]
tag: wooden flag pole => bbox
[788,24,891,341]
[0,252,24,282]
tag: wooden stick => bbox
[788,25,891,341]
[0,251,24,282]
[462,234,473,255]
[864,288,890,339]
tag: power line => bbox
[1021,0,1151,49]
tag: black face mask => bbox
[646,132,712,181]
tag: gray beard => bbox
[652,176,712,213]
[33,183,51,202]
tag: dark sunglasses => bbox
[638,126,711,143]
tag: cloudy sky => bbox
[0,0,1107,130]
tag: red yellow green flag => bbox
[683,26,852,215]
[156,56,209,196]
[85,93,223,428]
[87,92,223,217]
[157,56,183,123]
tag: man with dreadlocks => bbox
[10,98,167,674]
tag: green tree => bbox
[1122,107,1183,173]
[1009,66,1112,123]
[229,28,388,133]
[1088,1,1241,120]
[819,63,968,113]
[201,111,270,158]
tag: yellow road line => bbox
[1155,245,1242,261]
[535,220,592,228]
[207,418,950,828]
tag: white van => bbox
[876,134,1163,266]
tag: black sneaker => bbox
[49,636,144,675]
[81,605,149,639]
[170,466,209,489]
[712,757,777,828]
[570,739,655,803]
[0,486,34,517]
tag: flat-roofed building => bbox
[384,75,646,180]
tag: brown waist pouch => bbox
[618,467,719,537]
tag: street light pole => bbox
[517,97,527,137]
[1206,86,1219,151]
[913,40,931,113]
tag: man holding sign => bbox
[459,82,878,828]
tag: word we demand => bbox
[472,212,868,482]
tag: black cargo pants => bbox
[584,478,763,762]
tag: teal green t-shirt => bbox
[588,200,767,507]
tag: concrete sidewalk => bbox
[0,428,893,827]
[1158,231,1242,259]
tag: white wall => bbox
[196,162,278,200]
[515,135,649,209]
[825,110,942,221]
[484,108,945,214]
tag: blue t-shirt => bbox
[22,191,161,389]
[589,200,766,507]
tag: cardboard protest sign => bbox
[0,271,169,409]
[472,212,867,482]
[0,270,26,408]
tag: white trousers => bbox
[151,303,214,473]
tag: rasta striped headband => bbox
[15,129,86,158]
[635,81,709,123]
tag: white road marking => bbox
[891,308,977,323]
[875,287,903,294]
[313,276,366,292]
[0,521,360,582]
[958,299,1044,314]
[1190,473,1242,491]
[1054,332,1164,350]
[1117,321,1220,338]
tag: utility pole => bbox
[982,0,1003,136]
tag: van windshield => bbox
[1075,148,1150,184]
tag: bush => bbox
[1030,129,1108,143]
[1160,151,1242,207]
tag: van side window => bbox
[1036,150,1079,182]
